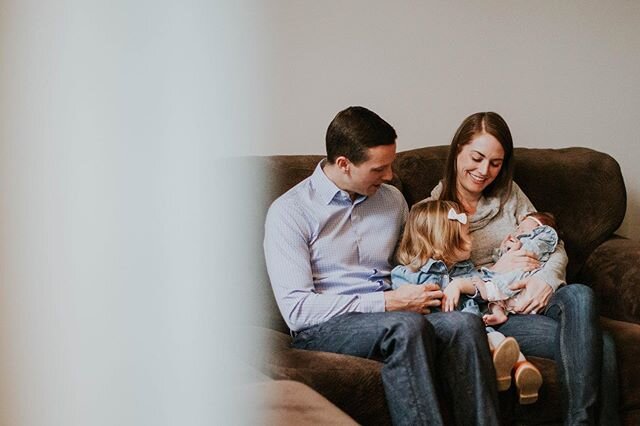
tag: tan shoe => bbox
[514,360,543,405]
[492,336,520,391]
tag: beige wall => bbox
[257,1,639,240]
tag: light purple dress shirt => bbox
[264,160,408,332]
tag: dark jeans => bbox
[495,284,619,426]
[292,311,499,426]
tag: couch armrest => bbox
[247,327,391,425]
[243,380,358,425]
[579,237,640,325]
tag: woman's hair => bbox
[396,200,471,271]
[440,112,515,205]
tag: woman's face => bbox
[455,133,505,199]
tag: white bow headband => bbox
[526,215,544,228]
[448,208,468,225]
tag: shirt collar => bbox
[310,159,361,205]
[419,258,475,274]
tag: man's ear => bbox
[334,156,351,174]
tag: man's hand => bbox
[508,275,553,314]
[442,283,461,312]
[492,248,540,273]
[384,284,443,314]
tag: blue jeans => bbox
[292,311,499,426]
[495,284,619,426]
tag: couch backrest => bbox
[394,146,626,280]
[254,146,626,332]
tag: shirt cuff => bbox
[359,291,386,313]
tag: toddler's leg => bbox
[487,331,519,392]
[514,352,543,405]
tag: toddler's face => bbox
[452,223,472,262]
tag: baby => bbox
[476,212,558,325]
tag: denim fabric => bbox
[495,284,617,425]
[390,259,485,316]
[292,311,499,426]
[390,259,475,290]
[599,331,621,426]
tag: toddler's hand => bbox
[442,283,461,312]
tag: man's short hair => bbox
[325,106,397,165]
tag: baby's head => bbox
[516,212,557,235]
[501,212,557,252]
[397,200,472,270]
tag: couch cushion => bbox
[245,380,358,425]
[601,317,640,413]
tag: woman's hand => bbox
[442,283,461,312]
[508,275,553,314]
[492,248,540,273]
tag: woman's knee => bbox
[554,283,594,305]
[546,284,600,332]
[549,284,596,317]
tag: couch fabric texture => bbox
[250,146,640,425]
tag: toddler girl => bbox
[391,200,542,404]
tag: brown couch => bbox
[249,146,640,425]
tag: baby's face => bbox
[513,217,539,236]
[499,234,522,253]
[499,218,540,253]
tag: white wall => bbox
[0,1,265,425]
[258,0,640,240]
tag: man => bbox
[264,106,499,425]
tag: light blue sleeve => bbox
[390,265,442,289]
[521,226,558,262]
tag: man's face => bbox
[346,144,396,197]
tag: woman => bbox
[427,112,619,425]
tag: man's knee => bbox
[384,312,432,338]
[449,311,485,332]
[429,312,486,344]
